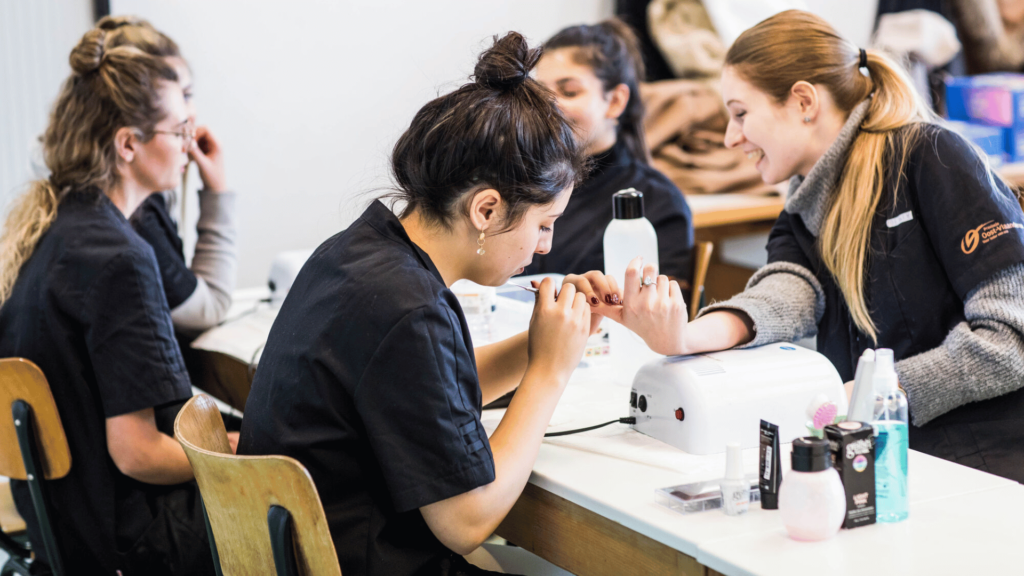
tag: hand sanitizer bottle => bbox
[871,349,909,522]
[603,188,659,289]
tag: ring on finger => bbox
[642,276,656,288]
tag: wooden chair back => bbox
[175,395,341,576]
[690,241,714,321]
[0,358,70,481]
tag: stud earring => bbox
[803,117,812,123]
[477,230,486,256]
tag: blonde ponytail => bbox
[819,51,933,340]
[0,181,60,305]
[726,10,934,341]
[0,22,175,307]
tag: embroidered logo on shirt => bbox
[886,211,914,228]
[961,220,1024,254]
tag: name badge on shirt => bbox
[886,211,914,228]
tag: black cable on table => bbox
[544,417,636,438]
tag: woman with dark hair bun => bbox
[239,32,614,575]
[525,18,695,287]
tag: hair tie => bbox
[858,48,869,77]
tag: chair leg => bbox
[0,529,31,560]
[200,497,223,576]
[267,505,298,576]
[0,557,31,576]
[11,401,63,576]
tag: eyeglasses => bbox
[153,124,195,152]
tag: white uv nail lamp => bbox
[630,343,846,455]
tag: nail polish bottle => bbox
[720,442,750,516]
[778,437,846,541]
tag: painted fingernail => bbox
[612,294,621,304]
[589,296,599,306]
[605,295,614,305]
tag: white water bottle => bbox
[603,188,659,288]
[603,189,659,368]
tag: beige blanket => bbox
[641,79,777,195]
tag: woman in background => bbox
[0,28,221,575]
[524,18,694,287]
[100,15,237,338]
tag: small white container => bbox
[779,437,846,541]
[721,442,750,516]
[450,279,496,343]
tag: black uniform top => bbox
[523,139,694,283]
[237,201,495,576]
[767,125,1024,466]
[129,193,197,309]
[0,191,193,573]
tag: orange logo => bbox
[961,222,989,254]
[962,220,1024,254]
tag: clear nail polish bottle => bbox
[720,442,749,516]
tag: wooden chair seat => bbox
[690,241,715,321]
[175,394,341,576]
[0,358,72,576]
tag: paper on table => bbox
[190,306,279,365]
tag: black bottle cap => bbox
[612,188,644,219]
[760,492,778,510]
[791,437,832,472]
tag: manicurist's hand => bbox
[562,270,623,334]
[526,277,590,383]
[189,125,228,193]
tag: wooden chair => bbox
[689,241,714,321]
[0,358,72,576]
[175,395,341,576]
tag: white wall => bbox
[2,0,880,287]
[0,0,92,216]
[805,0,880,47]
[110,0,614,286]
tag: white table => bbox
[699,483,1024,575]
[198,289,1022,575]
[478,297,1020,575]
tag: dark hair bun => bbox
[70,28,106,75]
[474,32,541,90]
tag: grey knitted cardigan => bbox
[699,101,1024,426]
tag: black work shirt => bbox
[129,193,197,309]
[238,201,495,576]
[766,125,1024,469]
[0,191,193,573]
[524,139,694,283]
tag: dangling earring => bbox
[477,230,486,255]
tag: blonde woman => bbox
[568,10,1024,481]
[0,28,222,575]
[99,16,237,337]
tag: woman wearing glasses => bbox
[100,16,237,339]
[0,27,220,576]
